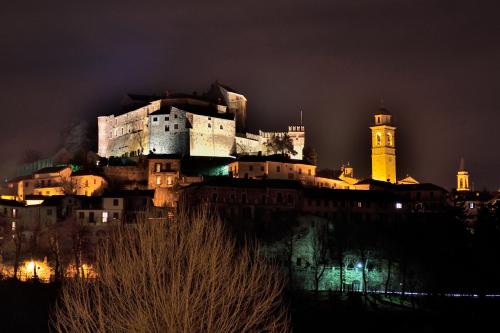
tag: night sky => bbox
[1,0,499,190]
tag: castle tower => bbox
[370,109,396,183]
[288,125,305,160]
[457,157,470,191]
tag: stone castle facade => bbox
[98,82,305,160]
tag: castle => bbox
[97,82,305,160]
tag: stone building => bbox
[97,82,305,160]
[33,166,73,196]
[148,104,236,157]
[229,155,316,185]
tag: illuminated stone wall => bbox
[189,113,235,157]
[148,107,236,157]
[98,101,161,158]
[148,107,190,155]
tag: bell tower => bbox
[370,108,396,183]
[457,157,470,191]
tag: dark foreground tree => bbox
[51,208,289,333]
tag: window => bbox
[469,202,475,209]
[276,166,281,173]
[386,133,392,146]
[79,212,84,219]
[85,180,89,187]
[174,114,178,119]
[165,116,169,121]
[208,123,211,128]
[357,201,362,208]
[102,211,108,223]
[156,176,162,185]
[260,166,265,172]
[113,212,119,219]
[12,208,17,218]
[167,176,172,185]
[155,163,161,173]
[11,221,16,231]
[89,212,95,223]
[299,168,302,174]
[113,199,119,206]
[395,202,403,209]
[174,124,178,129]
[220,125,223,130]
[153,117,158,122]
[376,133,381,146]
[308,169,311,176]
[165,125,169,132]
[249,165,254,171]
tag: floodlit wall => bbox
[98,101,161,157]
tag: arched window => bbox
[386,133,392,146]
[376,133,381,146]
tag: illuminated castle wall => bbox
[98,83,306,160]
[148,106,236,157]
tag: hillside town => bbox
[0,82,498,292]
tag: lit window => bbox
[167,176,172,185]
[155,163,161,173]
[469,202,475,209]
[396,202,403,209]
[357,201,362,208]
[11,221,16,231]
[102,211,108,223]
[156,176,162,185]
[12,209,17,218]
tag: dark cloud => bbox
[1,0,499,189]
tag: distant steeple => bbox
[457,157,470,191]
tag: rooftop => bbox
[150,104,234,120]
[235,154,314,165]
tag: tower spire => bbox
[459,157,466,171]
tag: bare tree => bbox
[310,222,328,294]
[51,208,289,333]
[61,177,76,195]
[12,225,24,280]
